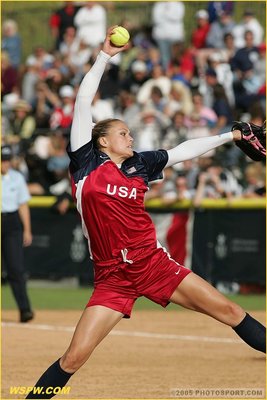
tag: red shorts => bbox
[86,246,191,318]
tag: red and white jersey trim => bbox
[75,176,93,259]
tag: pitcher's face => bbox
[100,121,134,162]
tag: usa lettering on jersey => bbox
[106,184,137,199]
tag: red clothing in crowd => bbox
[191,23,210,49]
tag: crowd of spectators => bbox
[1,1,266,214]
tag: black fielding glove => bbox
[232,121,266,161]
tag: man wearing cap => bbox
[1,145,34,323]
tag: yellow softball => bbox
[110,26,130,47]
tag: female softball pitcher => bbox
[26,27,266,399]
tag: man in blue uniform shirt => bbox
[1,145,34,322]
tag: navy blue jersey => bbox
[68,140,168,185]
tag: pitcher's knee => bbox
[60,348,93,373]
[223,302,245,326]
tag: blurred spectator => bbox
[219,32,237,63]
[242,163,266,198]
[184,91,220,154]
[49,52,73,83]
[146,166,177,203]
[165,81,193,117]
[50,85,75,130]
[21,58,40,106]
[184,113,215,158]
[46,131,69,186]
[91,90,114,122]
[255,43,266,88]
[114,91,140,128]
[195,29,236,77]
[233,9,264,49]
[168,42,195,84]
[215,111,261,173]
[59,28,92,77]
[180,159,200,189]
[2,19,22,69]
[26,134,52,195]
[2,113,11,141]
[34,81,60,130]
[215,140,245,172]
[6,100,36,146]
[207,1,235,23]
[59,26,80,58]
[208,52,235,106]
[249,107,266,128]
[45,66,67,93]
[1,52,18,98]
[206,11,235,49]
[186,91,217,129]
[2,93,20,141]
[121,60,148,95]
[193,160,242,206]
[191,9,210,50]
[151,1,185,70]
[27,129,69,197]
[161,167,179,204]
[146,86,168,113]
[137,64,171,105]
[25,46,55,79]
[199,67,218,108]
[174,172,194,201]
[119,39,139,76]
[130,106,169,152]
[8,142,29,182]
[74,2,106,48]
[212,84,234,134]
[166,206,190,265]
[232,65,262,113]
[132,23,154,51]
[231,30,260,73]
[49,1,81,49]
[163,170,193,266]
[146,47,162,72]
[85,50,120,100]
[162,111,188,150]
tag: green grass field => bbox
[1,285,266,311]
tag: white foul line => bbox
[1,321,242,344]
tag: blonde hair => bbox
[3,19,18,35]
[92,118,121,149]
[245,163,265,181]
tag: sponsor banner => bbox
[24,208,265,285]
[191,210,266,284]
[24,208,94,284]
